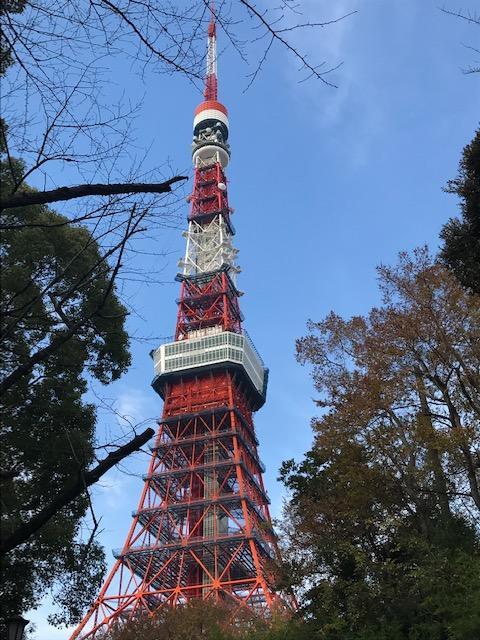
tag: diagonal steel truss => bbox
[71,372,283,639]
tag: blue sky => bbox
[25,1,479,637]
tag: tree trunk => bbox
[415,373,452,521]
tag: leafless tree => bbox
[1,0,357,337]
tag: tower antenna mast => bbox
[205,1,218,100]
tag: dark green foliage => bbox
[103,600,249,640]
[440,129,480,294]
[0,0,26,75]
[280,451,480,640]
[0,158,130,623]
[102,600,308,640]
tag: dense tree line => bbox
[0,153,147,623]
[280,249,480,639]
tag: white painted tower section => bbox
[179,216,239,283]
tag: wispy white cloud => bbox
[96,472,129,509]
[275,0,420,165]
[116,388,156,427]
[92,387,158,508]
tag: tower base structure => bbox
[71,357,284,639]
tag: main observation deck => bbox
[151,328,268,409]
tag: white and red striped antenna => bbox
[192,1,229,168]
[204,1,218,100]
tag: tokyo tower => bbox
[71,8,283,638]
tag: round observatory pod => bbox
[192,100,230,168]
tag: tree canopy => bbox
[278,248,480,639]
[0,155,134,623]
[103,600,308,640]
[440,128,480,294]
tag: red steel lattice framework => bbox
[71,9,284,639]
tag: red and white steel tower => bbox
[72,10,283,638]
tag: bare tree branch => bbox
[441,5,480,73]
[440,7,480,25]
[0,176,187,212]
[0,426,155,555]
[238,0,351,87]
